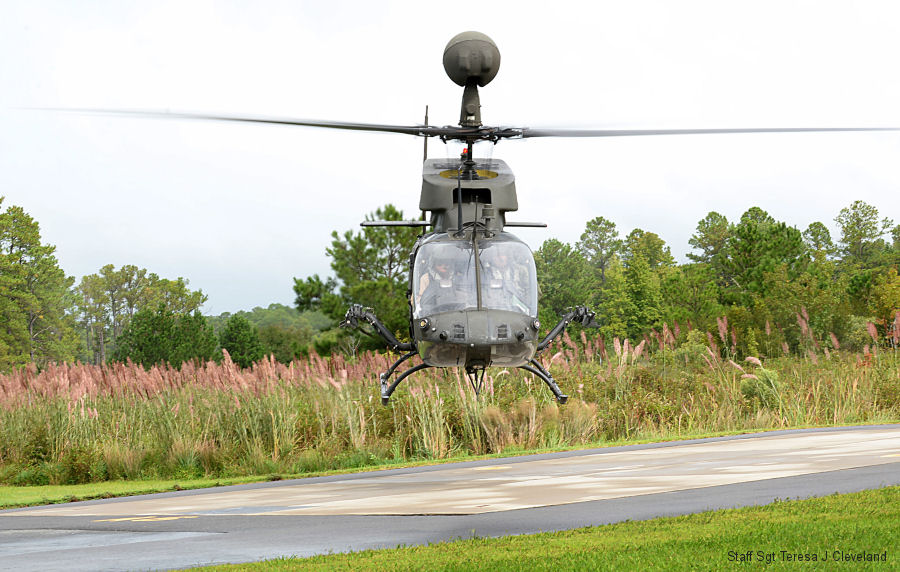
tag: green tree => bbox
[753,263,850,351]
[835,200,894,264]
[99,264,129,342]
[114,306,216,369]
[120,264,150,319]
[172,311,218,365]
[76,273,110,363]
[803,221,836,262]
[113,306,171,368]
[219,314,265,368]
[688,211,730,265]
[721,207,807,302]
[208,303,324,363]
[576,216,622,284]
[623,252,662,336]
[0,199,77,370]
[660,263,722,324]
[594,258,631,339]
[143,275,207,314]
[870,268,900,329]
[293,274,342,316]
[623,228,675,269]
[76,266,207,364]
[534,238,596,330]
[258,323,313,363]
[297,204,420,345]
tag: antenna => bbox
[423,105,429,163]
[422,105,429,222]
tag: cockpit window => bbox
[413,234,538,317]
[478,241,538,315]
[413,240,478,316]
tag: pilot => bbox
[484,249,529,312]
[487,251,526,289]
[419,258,455,298]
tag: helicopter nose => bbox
[416,309,537,368]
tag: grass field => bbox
[1,332,898,488]
[189,487,899,571]
[0,476,270,508]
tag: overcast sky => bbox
[2,1,899,314]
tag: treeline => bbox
[1,196,898,374]
[535,201,899,356]
[0,196,216,370]
[0,197,329,372]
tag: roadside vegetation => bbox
[0,328,897,487]
[194,487,900,571]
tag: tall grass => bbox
[1,325,898,486]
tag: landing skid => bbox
[341,303,594,406]
[380,360,566,405]
[519,359,568,404]
[380,361,431,405]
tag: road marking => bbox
[473,465,512,471]
[93,516,199,523]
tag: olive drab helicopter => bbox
[62,31,900,404]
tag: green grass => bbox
[191,487,900,571]
[0,476,270,508]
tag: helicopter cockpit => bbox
[412,233,538,318]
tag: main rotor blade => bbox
[517,126,900,138]
[39,109,900,141]
[43,108,470,138]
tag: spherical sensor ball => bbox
[443,31,501,87]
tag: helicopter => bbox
[60,31,900,405]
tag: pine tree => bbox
[624,253,662,337]
[534,238,596,329]
[114,305,216,369]
[0,199,77,370]
[77,265,207,364]
[219,314,265,368]
[576,216,622,284]
[295,204,419,348]
[835,200,894,264]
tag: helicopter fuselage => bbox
[348,154,578,403]
[410,230,540,369]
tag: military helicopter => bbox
[62,31,899,404]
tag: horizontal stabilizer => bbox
[360,220,432,227]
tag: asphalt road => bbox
[1,425,898,571]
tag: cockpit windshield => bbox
[478,240,538,314]
[413,234,538,317]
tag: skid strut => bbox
[380,350,417,382]
[519,359,568,404]
[465,366,486,395]
[381,362,431,405]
